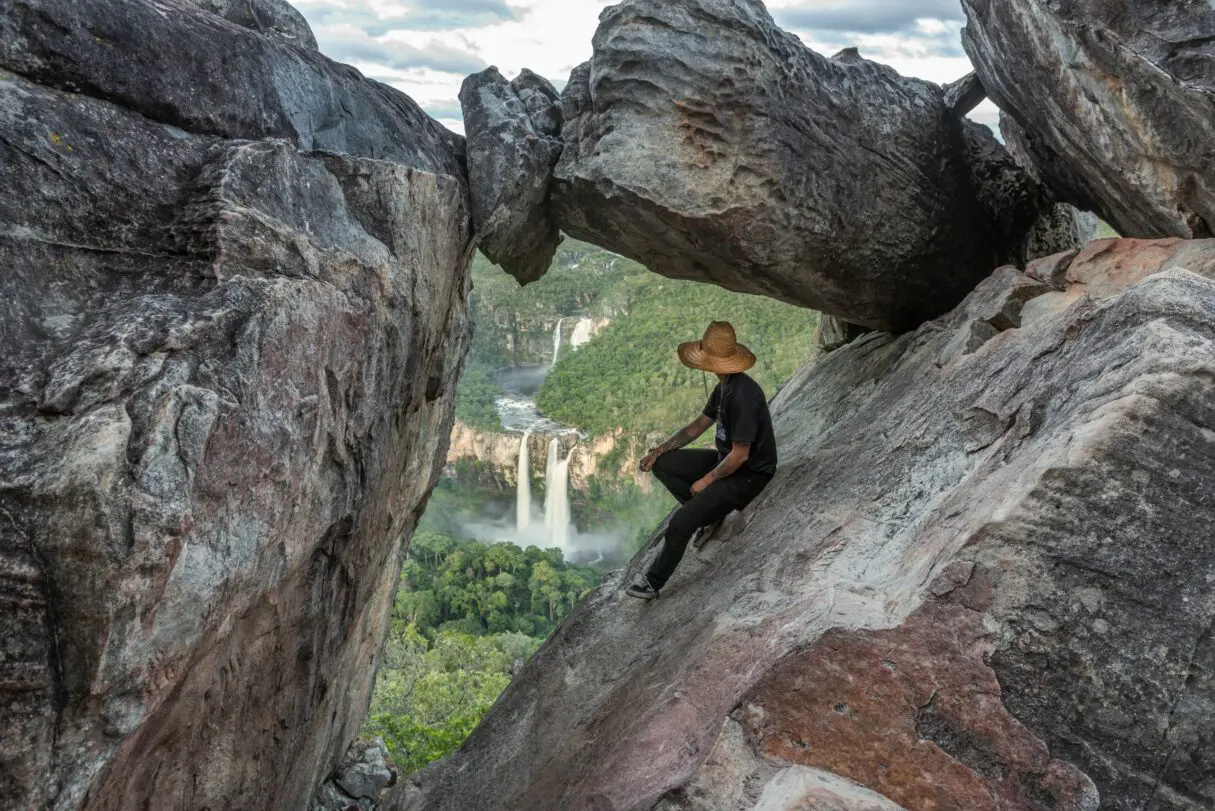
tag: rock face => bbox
[188,0,319,49]
[961,0,1215,239]
[549,0,1066,332]
[0,1,473,809]
[394,240,1215,810]
[461,68,564,284]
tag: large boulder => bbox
[961,0,1215,239]
[394,239,1215,810]
[550,0,1065,332]
[0,2,473,809]
[460,67,564,284]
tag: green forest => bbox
[536,273,817,436]
[365,532,599,773]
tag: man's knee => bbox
[666,506,701,545]
[653,451,682,477]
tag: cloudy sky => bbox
[295,0,1000,133]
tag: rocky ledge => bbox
[395,238,1215,811]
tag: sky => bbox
[294,0,1001,134]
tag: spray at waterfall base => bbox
[450,432,637,567]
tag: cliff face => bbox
[446,422,649,492]
[395,240,1215,811]
[0,2,472,809]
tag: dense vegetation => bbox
[453,366,505,432]
[365,531,599,773]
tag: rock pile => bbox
[313,739,399,811]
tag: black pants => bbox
[646,449,772,588]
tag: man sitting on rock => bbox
[626,321,777,600]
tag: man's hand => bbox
[639,449,661,472]
[691,476,712,496]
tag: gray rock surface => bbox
[815,317,869,354]
[460,67,563,284]
[394,240,1215,810]
[550,0,1060,332]
[188,0,318,49]
[0,0,464,172]
[312,738,398,809]
[0,2,473,808]
[961,0,1215,239]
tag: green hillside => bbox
[537,272,817,437]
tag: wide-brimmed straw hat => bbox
[678,321,756,374]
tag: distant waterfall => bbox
[570,317,593,350]
[550,317,566,368]
[543,438,572,551]
[516,431,532,532]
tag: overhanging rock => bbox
[549,0,1067,332]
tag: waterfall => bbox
[516,431,532,532]
[542,438,572,551]
[550,317,566,368]
[570,317,593,350]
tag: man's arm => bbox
[639,415,713,472]
[691,441,751,495]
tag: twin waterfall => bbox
[515,433,573,552]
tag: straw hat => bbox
[678,321,756,374]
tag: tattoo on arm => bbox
[654,416,714,455]
[703,443,751,484]
[655,426,697,455]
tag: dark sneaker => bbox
[625,577,660,600]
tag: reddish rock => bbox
[740,600,1098,811]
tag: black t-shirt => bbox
[703,373,778,475]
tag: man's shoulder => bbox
[733,373,767,399]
